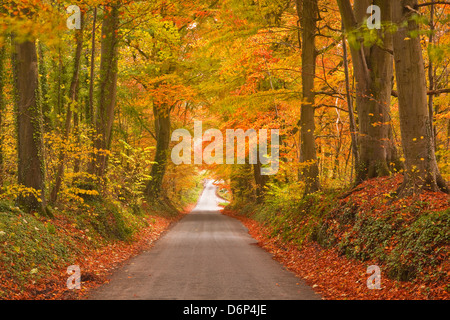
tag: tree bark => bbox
[89,7,97,125]
[298,0,320,195]
[338,0,396,184]
[89,4,120,178]
[427,3,436,150]
[0,46,5,191]
[37,43,51,131]
[253,141,269,203]
[392,0,448,195]
[145,104,171,199]
[50,17,84,203]
[14,39,47,213]
[342,30,360,168]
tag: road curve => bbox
[89,180,321,300]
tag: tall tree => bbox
[144,103,171,198]
[253,161,269,203]
[391,0,448,195]
[50,13,84,203]
[338,0,397,183]
[427,3,436,150]
[37,43,51,131]
[342,28,360,171]
[90,3,120,178]
[14,38,46,213]
[88,6,97,125]
[0,46,5,190]
[297,0,320,194]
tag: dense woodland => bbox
[0,0,449,299]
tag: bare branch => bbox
[391,88,450,97]
[417,2,450,8]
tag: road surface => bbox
[89,180,321,300]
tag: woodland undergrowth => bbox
[0,182,203,300]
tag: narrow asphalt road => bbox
[89,180,321,300]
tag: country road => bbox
[89,180,321,300]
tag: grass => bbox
[0,202,78,298]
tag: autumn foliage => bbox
[0,0,449,300]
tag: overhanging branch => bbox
[391,88,450,97]
[417,2,450,8]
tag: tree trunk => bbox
[392,0,448,195]
[37,43,51,131]
[50,18,84,203]
[89,4,120,178]
[72,102,81,177]
[0,46,5,190]
[14,39,47,213]
[89,7,97,125]
[342,30,360,168]
[145,104,171,199]
[253,148,269,203]
[298,0,320,195]
[428,3,436,151]
[338,0,396,184]
[332,114,344,179]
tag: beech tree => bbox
[14,38,46,213]
[145,102,172,198]
[391,0,448,195]
[90,3,120,178]
[50,12,84,203]
[297,0,320,194]
[0,46,5,190]
[337,0,398,184]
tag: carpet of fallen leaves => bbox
[1,204,193,300]
[337,174,450,218]
[223,210,449,300]
[222,175,450,300]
